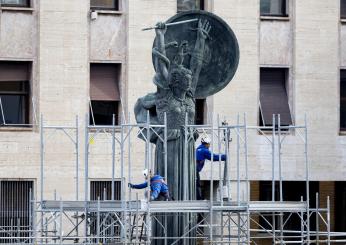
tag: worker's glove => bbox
[150,195,155,201]
[128,183,133,188]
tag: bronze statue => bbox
[135,10,239,244]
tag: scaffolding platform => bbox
[40,200,307,214]
[248,201,307,212]
[2,115,345,244]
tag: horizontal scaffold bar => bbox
[38,200,307,213]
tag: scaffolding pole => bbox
[5,114,346,244]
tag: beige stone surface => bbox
[0,0,345,206]
[260,20,292,66]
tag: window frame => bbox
[90,180,121,200]
[89,100,120,126]
[0,84,30,126]
[335,182,346,233]
[0,61,32,127]
[0,180,34,243]
[260,0,288,18]
[258,181,319,234]
[89,63,122,126]
[89,180,121,239]
[259,67,292,130]
[0,0,30,8]
[195,98,206,125]
[177,0,205,13]
[340,70,346,132]
[90,0,119,11]
[341,0,346,19]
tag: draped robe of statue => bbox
[134,11,239,245]
[135,20,208,244]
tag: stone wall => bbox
[0,0,344,203]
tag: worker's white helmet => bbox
[142,169,149,177]
[201,136,211,144]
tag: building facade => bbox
[0,0,345,241]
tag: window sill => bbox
[341,19,346,24]
[260,16,290,21]
[339,131,346,136]
[0,126,33,132]
[88,127,121,133]
[0,6,34,12]
[257,128,292,135]
[90,9,123,15]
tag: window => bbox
[195,98,206,125]
[341,0,346,19]
[90,101,119,125]
[341,70,346,131]
[90,180,121,200]
[0,61,31,126]
[90,0,119,10]
[335,182,346,234]
[259,68,292,128]
[259,181,318,236]
[0,0,30,7]
[90,181,121,240]
[177,0,204,12]
[89,63,121,125]
[0,180,33,243]
[260,0,288,17]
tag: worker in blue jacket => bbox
[128,169,170,201]
[196,136,227,200]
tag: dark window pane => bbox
[195,98,205,125]
[0,0,29,7]
[341,103,346,131]
[177,0,204,12]
[90,100,118,125]
[260,0,287,17]
[200,0,204,10]
[260,0,271,14]
[341,0,346,18]
[341,70,346,131]
[0,81,29,125]
[335,182,346,234]
[259,181,318,236]
[90,0,118,10]
[0,95,27,125]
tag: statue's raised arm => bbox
[152,22,178,90]
[135,11,239,243]
[190,19,211,95]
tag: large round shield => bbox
[152,10,239,98]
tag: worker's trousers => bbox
[196,171,203,200]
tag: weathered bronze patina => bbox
[134,10,239,244]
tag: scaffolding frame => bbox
[1,113,346,244]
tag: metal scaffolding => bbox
[1,113,346,244]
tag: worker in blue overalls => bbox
[196,136,227,200]
[128,169,170,201]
